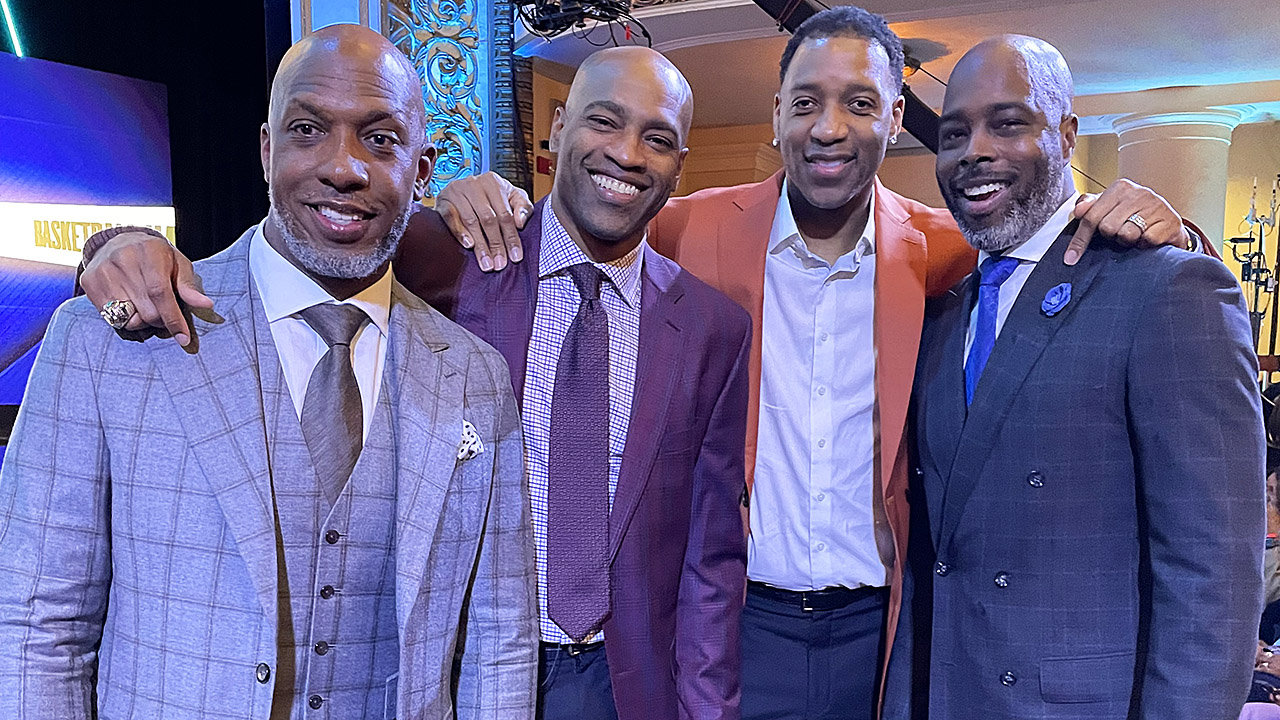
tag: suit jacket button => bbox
[1027,471,1044,488]
[255,663,271,684]
[994,571,1010,588]
[308,695,324,709]
[1000,671,1017,686]
[935,561,951,577]
[314,641,330,656]
[319,585,335,600]
[324,530,341,544]
[914,467,924,478]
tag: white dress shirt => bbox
[964,193,1080,360]
[248,222,391,441]
[748,181,885,591]
[522,200,644,644]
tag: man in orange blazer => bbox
[76,7,1203,720]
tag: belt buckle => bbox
[802,591,814,612]
[565,643,589,656]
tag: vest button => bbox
[935,561,951,577]
[994,571,1010,588]
[324,530,341,544]
[1027,471,1044,488]
[255,663,271,684]
[1000,671,1017,686]
[314,641,330,656]
[308,695,324,709]
[319,585,335,600]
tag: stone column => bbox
[1112,108,1245,247]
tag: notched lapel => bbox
[937,227,1109,552]
[147,234,280,622]
[389,292,465,629]
[920,276,974,547]
[609,255,684,561]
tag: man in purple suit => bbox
[76,46,751,720]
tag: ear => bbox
[259,122,271,184]
[672,146,690,191]
[771,94,782,143]
[1060,113,1079,161]
[414,142,437,202]
[889,93,906,141]
[548,106,566,154]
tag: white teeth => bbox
[963,182,1007,199]
[317,206,362,224]
[593,174,639,196]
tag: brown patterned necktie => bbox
[298,303,368,505]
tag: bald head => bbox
[949,34,1074,127]
[270,24,426,134]
[566,46,694,142]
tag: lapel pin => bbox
[1041,282,1072,317]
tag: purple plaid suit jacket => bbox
[396,200,751,720]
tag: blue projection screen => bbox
[0,52,174,462]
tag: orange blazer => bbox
[646,170,977,678]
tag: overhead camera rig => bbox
[517,1,651,45]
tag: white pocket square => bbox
[457,420,484,461]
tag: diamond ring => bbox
[100,299,136,330]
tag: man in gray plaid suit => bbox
[886,35,1265,719]
[0,24,537,719]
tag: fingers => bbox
[79,232,194,345]
[436,172,527,271]
[509,187,534,232]
[435,198,474,249]
[453,193,496,272]
[477,180,524,269]
[174,254,214,310]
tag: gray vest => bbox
[251,286,400,720]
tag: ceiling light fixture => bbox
[0,0,23,58]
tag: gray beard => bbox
[947,133,1066,254]
[268,189,412,280]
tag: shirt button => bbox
[1000,671,1017,687]
[309,695,324,709]
[816,542,826,551]
[935,561,951,577]
[816,493,826,502]
[1027,471,1044,488]
[994,571,1010,588]
[324,530,341,544]
[820,332,829,342]
[255,663,271,684]
[314,641,330,656]
[817,386,826,396]
[817,439,826,448]
[319,585,335,600]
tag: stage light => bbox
[1,0,23,58]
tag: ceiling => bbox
[517,0,1280,131]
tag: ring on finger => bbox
[100,299,136,330]
[1124,212,1148,233]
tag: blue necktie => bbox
[965,255,1021,406]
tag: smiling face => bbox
[773,35,903,213]
[935,38,1077,252]
[261,26,434,283]
[548,47,691,260]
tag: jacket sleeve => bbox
[1126,252,1265,720]
[674,313,750,720]
[0,301,112,719]
[454,349,539,720]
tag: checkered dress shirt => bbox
[524,200,643,645]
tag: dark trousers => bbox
[537,642,619,720]
[741,583,889,720]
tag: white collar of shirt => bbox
[977,192,1081,268]
[248,221,393,336]
[769,179,876,272]
[538,198,645,307]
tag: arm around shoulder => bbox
[1126,252,1264,719]
[0,299,113,719]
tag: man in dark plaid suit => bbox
[886,35,1265,720]
[0,25,537,719]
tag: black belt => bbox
[747,580,885,612]
[540,640,604,656]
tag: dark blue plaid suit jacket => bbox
[886,226,1265,720]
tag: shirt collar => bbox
[978,192,1081,267]
[248,221,392,338]
[769,179,876,265]
[537,198,645,308]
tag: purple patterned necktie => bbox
[547,262,612,642]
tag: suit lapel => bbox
[871,182,929,512]
[147,230,280,622]
[937,225,1109,552]
[608,248,684,561]
[388,284,465,629]
[923,274,976,548]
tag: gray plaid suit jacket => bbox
[887,227,1265,720]
[0,229,538,719]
